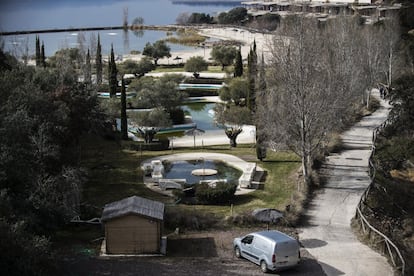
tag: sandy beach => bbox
[123,26,274,65]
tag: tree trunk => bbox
[225,127,242,148]
[302,154,311,187]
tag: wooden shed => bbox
[101,195,164,254]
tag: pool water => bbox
[182,102,224,131]
[163,159,241,185]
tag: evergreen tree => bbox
[256,53,267,161]
[247,40,257,111]
[120,76,128,140]
[84,49,91,84]
[41,41,46,67]
[234,47,243,77]
[96,34,102,85]
[108,44,118,98]
[35,36,40,67]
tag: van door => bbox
[239,235,257,262]
[251,236,268,265]
[275,240,299,267]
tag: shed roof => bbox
[101,195,164,222]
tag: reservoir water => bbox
[0,0,241,56]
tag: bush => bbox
[249,13,280,31]
[195,182,237,204]
[183,77,224,85]
[374,136,414,173]
[164,208,218,230]
[217,7,248,25]
[169,108,185,124]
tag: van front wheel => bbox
[234,246,241,258]
[260,260,268,273]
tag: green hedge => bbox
[195,181,237,205]
[184,77,224,84]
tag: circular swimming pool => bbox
[162,159,241,186]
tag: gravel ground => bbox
[60,229,325,276]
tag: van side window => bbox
[241,235,254,244]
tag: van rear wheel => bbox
[234,246,241,258]
[260,260,268,273]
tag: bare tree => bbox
[264,15,342,186]
[89,32,97,58]
[360,22,388,107]
[379,15,401,90]
[324,15,367,123]
[77,32,87,60]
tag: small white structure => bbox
[151,160,164,180]
[141,160,165,180]
[158,179,186,190]
[239,162,256,188]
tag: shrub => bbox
[195,182,237,204]
[169,108,185,124]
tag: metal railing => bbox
[354,120,406,275]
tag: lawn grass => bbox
[151,65,231,75]
[152,67,185,73]
[80,135,301,221]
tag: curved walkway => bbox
[299,90,394,275]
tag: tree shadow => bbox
[300,238,328,249]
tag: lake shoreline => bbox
[0,25,186,36]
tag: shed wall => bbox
[105,214,160,254]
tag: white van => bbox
[233,230,300,273]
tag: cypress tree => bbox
[35,36,40,67]
[85,49,91,84]
[247,39,258,111]
[108,44,118,98]
[41,41,46,67]
[120,76,128,140]
[96,34,102,85]
[234,47,243,77]
[256,53,267,161]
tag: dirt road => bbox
[60,229,326,276]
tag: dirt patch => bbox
[58,228,326,275]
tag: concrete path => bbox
[171,126,257,149]
[299,90,394,275]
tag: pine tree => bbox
[120,76,128,140]
[35,36,40,67]
[234,47,243,77]
[96,34,102,85]
[108,44,118,98]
